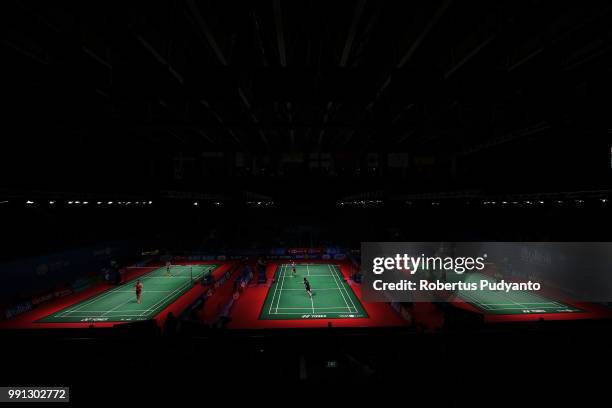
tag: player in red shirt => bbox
[135,279,143,304]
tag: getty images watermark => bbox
[361,242,612,303]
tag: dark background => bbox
[1,0,612,392]
[1,0,611,259]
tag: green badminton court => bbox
[38,264,218,323]
[259,263,368,320]
[457,272,581,315]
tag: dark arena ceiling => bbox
[2,0,611,202]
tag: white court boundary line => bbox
[271,311,361,315]
[309,279,315,313]
[268,264,282,315]
[275,288,340,291]
[111,290,174,293]
[275,264,287,314]
[332,264,359,313]
[277,306,352,309]
[328,264,355,313]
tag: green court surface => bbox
[259,264,368,320]
[38,265,218,323]
[457,272,581,315]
